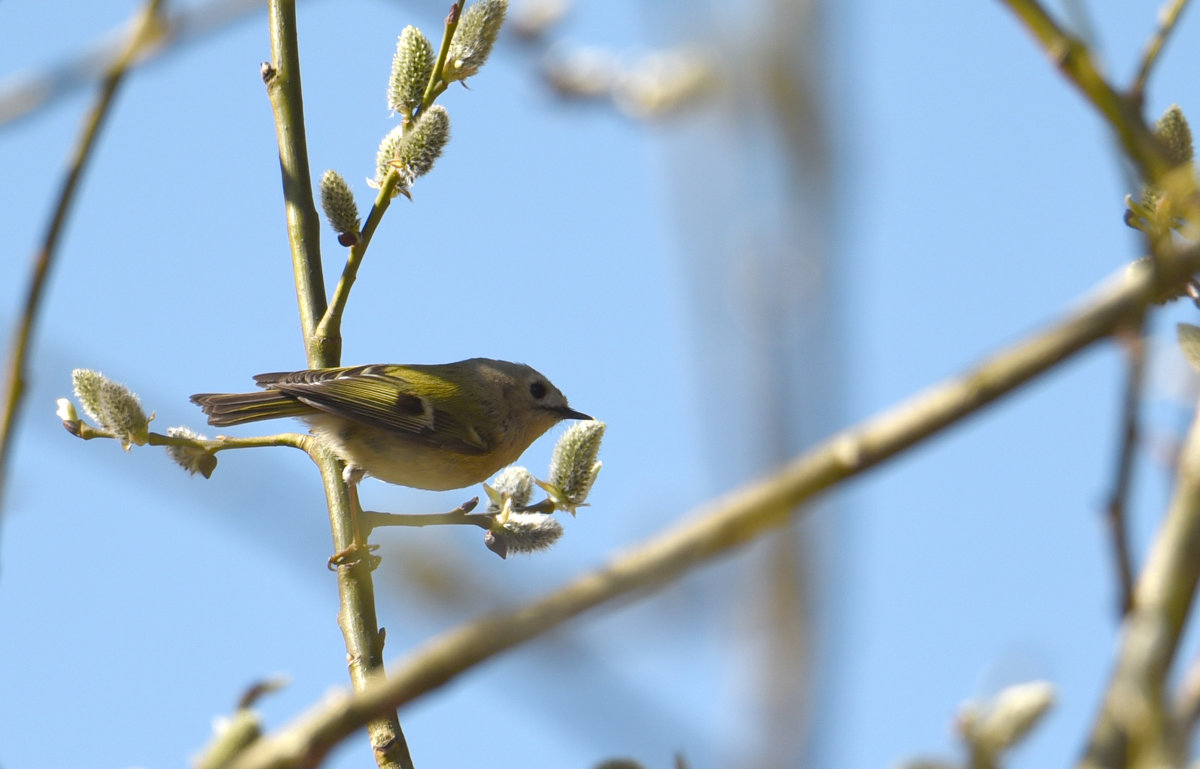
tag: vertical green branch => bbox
[264,0,332,368]
[263,3,413,768]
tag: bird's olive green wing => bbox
[254,366,494,455]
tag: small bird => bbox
[191,358,590,491]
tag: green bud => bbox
[389,26,434,117]
[539,420,604,515]
[165,426,217,478]
[445,0,507,83]
[72,369,150,450]
[1156,104,1194,166]
[383,105,451,193]
[485,466,535,511]
[319,170,360,240]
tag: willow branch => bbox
[313,173,403,345]
[313,1,460,345]
[0,0,164,520]
[419,2,465,110]
[264,4,411,768]
[224,248,1200,769]
[362,498,485,531]
[264,0,329,367]
[1130,0,1192,106]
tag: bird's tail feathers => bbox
[189,391,309,427]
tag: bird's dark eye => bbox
[529,381,547,400]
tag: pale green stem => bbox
[264,0,330,367]
[419,2,465,111]
[1130,0,1192,105]
[314,0,460,345]
[362,498,484,531]
[314,172,404,344]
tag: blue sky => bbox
[2,1,1199,768]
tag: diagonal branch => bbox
[0,0,164,529]
[997,0,1170,181]
[0,0,266,129]
[1130,0,1192,107]
[222,247,1200,769]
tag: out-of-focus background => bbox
[2,1,1198,767]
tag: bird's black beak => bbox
[556,406,592,421]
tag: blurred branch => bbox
[997,0,1170,180]
[1130,0,1192,108]
[1079,392,1200,769]
[0,0,266,130]
[0,0,165,524]
[1105,322,1145,618]
[223,246,1200,769]
[1174,646,1200,752]
[997,5,1200,765]
[263,3,410,769]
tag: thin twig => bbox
[223,246,1200,769]
[420,2,465,111]
[1105,320,1146,617]
[0,0,164,529]
[313,173,402,345]
[363,497,482,531]
[66,422,310,454]
[264,0,329,366]
[1130,0,1192,107]
[313,3,462,345]
[365,511,491,529]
